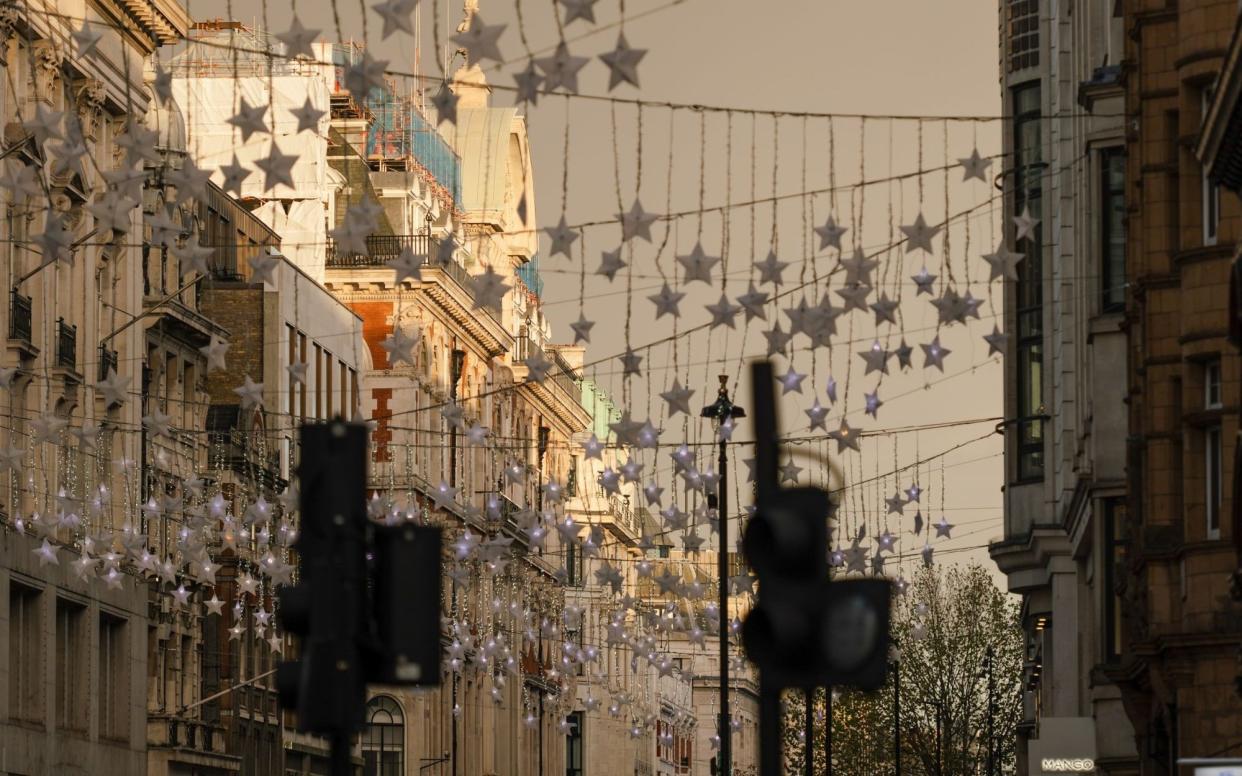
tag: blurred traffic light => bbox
[276,421,370,734]
[276,421,443,742]
[743,361,892,694]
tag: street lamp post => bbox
[702,375,745,776]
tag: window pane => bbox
[1102,150,1126,311]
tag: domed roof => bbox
[142,83,187,154]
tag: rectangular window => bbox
[313,344,324,420]
[339,362,348,421]
[56,599,86,731]
[565,711,584,776]
[325,352,334,419]
[298,332,309,421]
[1207,425,1223,540]
[566,542,582,587]
[1102,498,1126,661]
[1101,149,1126,312]
[1204,88,1221,246]
[1007,0,1040,72]
[286,323,297,418]
[1014,83,1045,481]
[1206,360,1223,409]
[9,582,42,722]
[98,612,127,740]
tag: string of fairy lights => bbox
[0,0,1061,738]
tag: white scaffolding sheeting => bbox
[172,72,333,279]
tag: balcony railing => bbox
[8,289,31,342]
[55,318,76,370]
[326,234,490,318]
[515,336,582,406]
[97,345,118,382]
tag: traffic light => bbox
[742,360,893,695]
[742,485,892,691]
[276,421,370,734]
[370,523,443,685]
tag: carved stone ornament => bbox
[0,4,19,50]
[30,39,63,103]
[74,79,108,142]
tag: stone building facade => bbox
[988,1,1138,774]
[1114,0,1242,770]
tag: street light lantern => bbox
[702,374,747,423]
[701,373,742,776]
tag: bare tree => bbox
[780,563,1023,776]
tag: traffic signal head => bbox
[275,421,370,734]
[370,523,443,686]
[743,486,892,690]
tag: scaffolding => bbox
[353,71,462,209]
[170,20,316,78]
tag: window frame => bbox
[1100,147,1127,313]
[362,695,405,776]
[1012,82,1046,482]
[1101,498,1126,662]
[1203,87,1221,246]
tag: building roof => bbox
[1198,12,1242,192]
[446,107,518,219]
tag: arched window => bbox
[362,695,404,776]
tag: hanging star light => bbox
[921,336,951,371]
[569,313,595,344]
[96,369,131,407]
[676,243,720,285]
[219,155,251,197]
[984,326,1010,356]
[514,62,543,104]
[226,98,268,142]
[958,148,993,182]
[599,34,646,90]
[755,251,789,286]
[292,97,327,134]
[829,420,861,453]
[982,243,1024,282]
[545,216,579,259]
[450,13,506,66]
[858,340,890,375]
[432,81,460,126]
[660,379,695,417]
[534,42,590,94]
[779,366,807,395]
[254,143,297,191]
[276,16,320,59]
[1013,204,1040,242]
[597,247,627,281]
[900,213,942,254]
[619,348,643,378]
[704,295,741,329]
[648,283,685,318]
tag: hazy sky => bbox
[191,0,1008,580]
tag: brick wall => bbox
[199,285,264,404]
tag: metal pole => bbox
[894,660,901,776]
[759,677,781,776]
[987,648,995,776]
[718,431,732,776]
[331,730,352,776]
[825,688,833,776]
[805,688,815,776]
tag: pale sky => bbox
[189,0,1008,581]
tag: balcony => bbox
[97,345,118,382]
[55,318,76,371]
[8,289,31,343]
[514,336,583,406]
[327,233,487,308]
